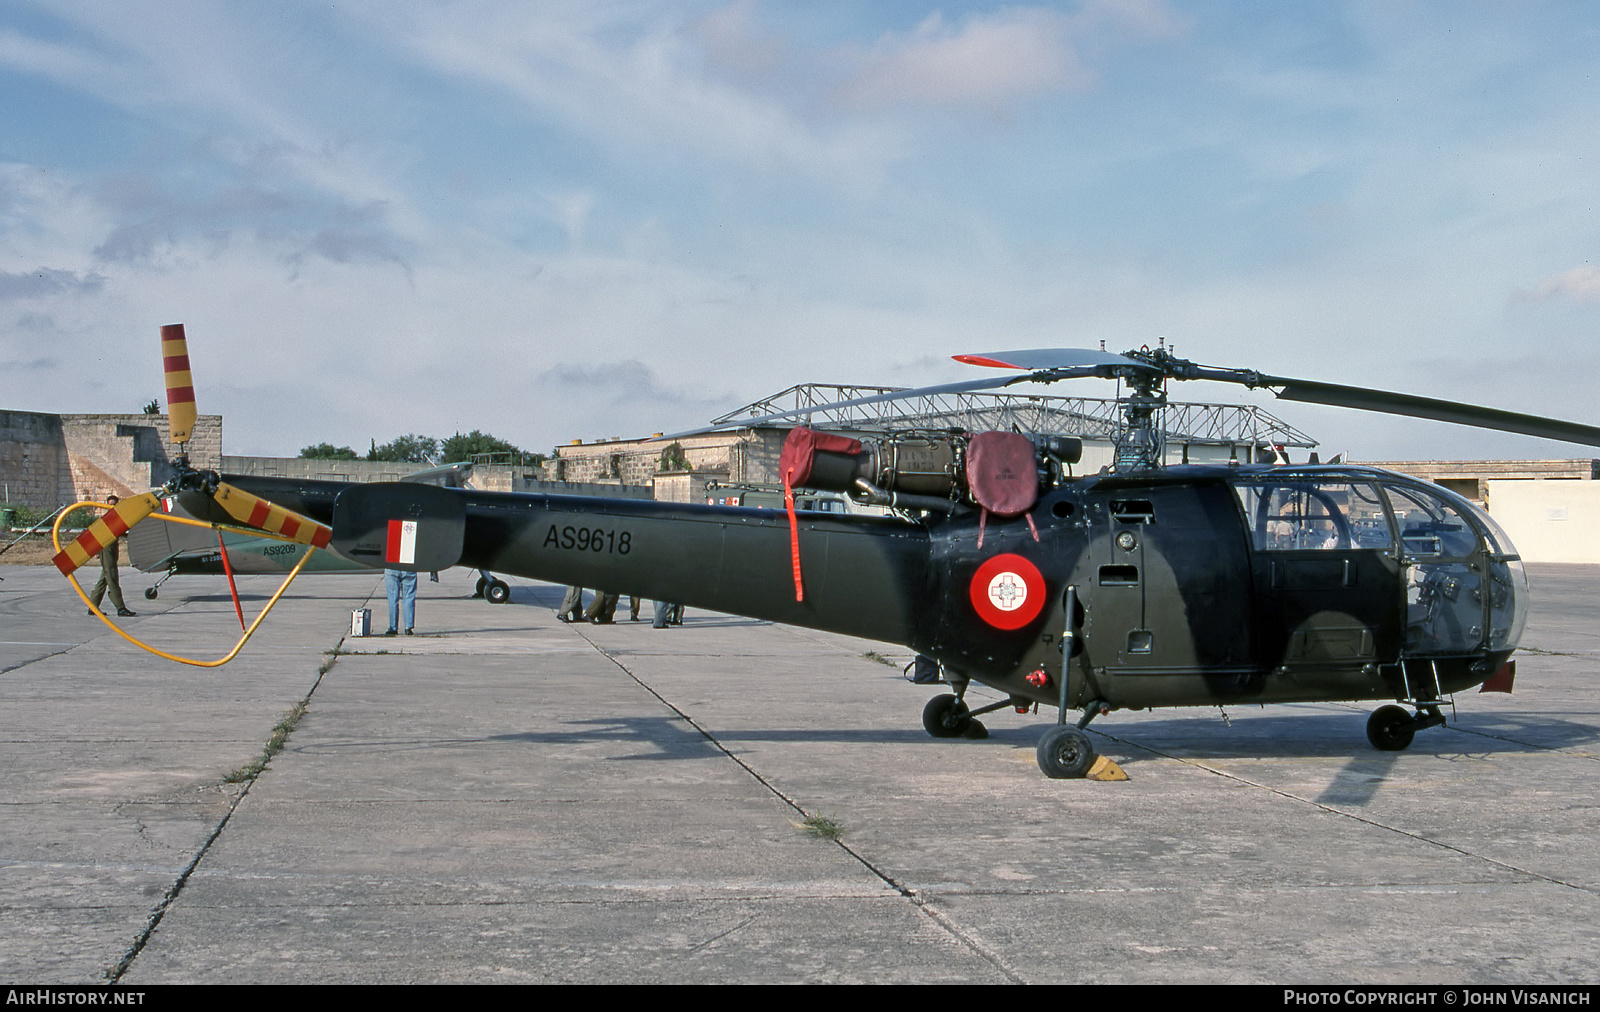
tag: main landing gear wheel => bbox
[1036,725,1097,779]
[473,576,488,599]
[923,694,985,739]
[485,580,511,604]
[1366,705,1416,751]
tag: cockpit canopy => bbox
[1232,471,1527,653]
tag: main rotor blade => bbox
[953,348,1157,373]
[212,482,333,549]
[161,323,198,446]
[1261,377,1600,449]
[53,493,162,576]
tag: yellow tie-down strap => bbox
[55,501,323,667]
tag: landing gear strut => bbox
[144,567,177,600]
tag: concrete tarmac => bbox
[1,562,1596,984]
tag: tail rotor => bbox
[53,324,333,665]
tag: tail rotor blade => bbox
[212,482,333,549]
[161,323,198,446]
[53,493,162,576]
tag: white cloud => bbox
[1074,0,1188,38]
[2,1,1595,467]
[343,1,899,185]
[1522,265,1600,304]
[835,8,1088,112]
[0,27,120,88]
[692,0,785,81]
[832,2,1185,113]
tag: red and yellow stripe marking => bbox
[161,323,198,445]
[52,494,161,576]
[213,484,332,549]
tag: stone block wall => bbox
[222,456,418,483]
[61,413,222,502]
[0,411,69,507]
[551,431,770,489]
[0,411,221,509]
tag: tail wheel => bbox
[1367,705,1416,751]
[1036,725,1096,778]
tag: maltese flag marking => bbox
[385,519,419,565]
[969,552,1046,631]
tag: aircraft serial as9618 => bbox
[52,328,1600,778]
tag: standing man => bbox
[557,585,585,623]
[584,591,620,624]
[384,567,417,636]
[88,495,136,618]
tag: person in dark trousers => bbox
[88,495,135,617]
[584,591,620,624]
[557,585,585,622]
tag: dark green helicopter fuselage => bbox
[222,462,1521,716]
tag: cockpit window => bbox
[1471,503,1517,557]
[1235,482,1391,551]
[1384,486,1478,559]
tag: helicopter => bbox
[51,328,1600,778]
[122,463,516,605]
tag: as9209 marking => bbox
[544,525,632,555]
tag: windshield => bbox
[1380,479,1526,654]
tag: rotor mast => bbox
[1113,346,1170,471]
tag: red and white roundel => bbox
[969,553,1046,630]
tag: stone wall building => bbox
[1,410,221,510]
[220,453,651,499]
[551,432,759,503]
[1356,458,1599,505]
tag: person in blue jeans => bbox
[384,568,417,635]
[652,601,683,629]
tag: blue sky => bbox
[2,1,1598,460]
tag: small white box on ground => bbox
[351,608,372,637]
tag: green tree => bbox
[438,430,534,464]
[368,434,438,463]
[300,442,360,460]
[657,441,690,472]
[142,399,161,415]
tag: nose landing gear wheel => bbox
[1036,725,1096,778]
